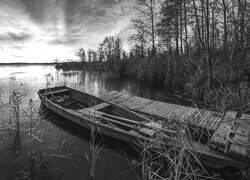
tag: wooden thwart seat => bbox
[88,102,110,110]
[76,102,110,116]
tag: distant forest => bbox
[57,0,250,114]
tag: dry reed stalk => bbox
[9,92,22,155]
[84,100,103,180]
[133,115,216,180]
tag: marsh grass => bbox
[132,116,219,180]
[6,87,82,178]
[190,82,250,117]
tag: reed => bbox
[9,92,22,155]
[190,82,250,116]
[23,98,48,177]
[84,101,103,180]
[133,115,217,180]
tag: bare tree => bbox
[132,0,158,58]
[76,48,86,66]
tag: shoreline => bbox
[0,63,57,66]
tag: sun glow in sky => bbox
[0,0,135,63]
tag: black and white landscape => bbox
[0,0,250,180]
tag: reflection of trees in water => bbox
[61,71,79,77]
[51,69,182,105]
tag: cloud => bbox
[49,37,80,46]
[0,32,32,42]
[0,0,136,62]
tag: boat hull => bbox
[38,92,142,145]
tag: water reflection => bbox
[0,65,191,105]
[0,65,148,180]
[0,65,191,179]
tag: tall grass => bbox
[190,82,250,116]
[133,116,218,180]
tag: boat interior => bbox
[39,86,158,137]
[41,87,117,114]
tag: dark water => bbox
[0,65,191,180]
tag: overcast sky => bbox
[0,0,135,63]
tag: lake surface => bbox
[0,65,191,180]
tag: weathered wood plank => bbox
[183,108,199,123]
[202,111,215,128]
[198,111,211,128]
[100,91,117,99]
[173,106,192,122]
[139,101,165,115]
[210,111,237,148]
[101,91,123,101]
[210,114,224,131]
[136,100,155,111]
[192,110,208,130]
[232,113,250,159]
[112,94,134,104]
[169,105,184,116]
[191,109,206,125]
[229,126,249,158]
[172,106,188,121]
[236,113,250,128]
[104,91,233,140]
[156,103,177,117]
[205,112,220,130]
[187,140,246,169]
[88,102,110,110]
[158,103,178,117]
[181,107,194,118]
[164,104,182,115]
[200,111,215,128]
[119,96,152,110]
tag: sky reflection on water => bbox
[0,65,190,180]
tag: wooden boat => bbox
[38,86,161,144]
[38,86,247,169]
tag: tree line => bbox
[76,0,250,94]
